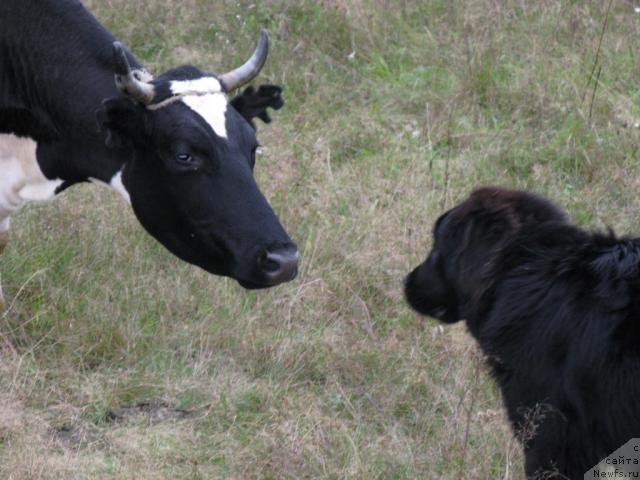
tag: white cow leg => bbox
[0,218,9,311]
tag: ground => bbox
[2,1,639,478]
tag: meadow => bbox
[2,0,640,478]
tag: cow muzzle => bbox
[256,244,299,286]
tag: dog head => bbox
[404,187,568,323]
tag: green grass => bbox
[2,0,640,478]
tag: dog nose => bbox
[257,245,299,285]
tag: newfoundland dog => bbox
[405,187,640,479]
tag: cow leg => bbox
[0,218,9,311]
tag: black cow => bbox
[405,187,640,479]
[0,0,298,308]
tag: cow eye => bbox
[176,153,195,165]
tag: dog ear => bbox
[96,97,148,150]
[230,84,284,128]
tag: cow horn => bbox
[219,30,269,92]
[112,42,155,104]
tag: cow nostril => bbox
[257,249,282,273]
[256,246,299,284]
[262,255,282,274]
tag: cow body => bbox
[0,0,128,183]
[405,188,640,479]
[0,0,298,304]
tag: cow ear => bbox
[230,84,284,128]
[96,97,147,150]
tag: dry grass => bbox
[3,0,640,478]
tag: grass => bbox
[3,0,640,478]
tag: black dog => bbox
[405,187,640,479]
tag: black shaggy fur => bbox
[405,187,640,479]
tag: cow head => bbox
[97,31,298,289]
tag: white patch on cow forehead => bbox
[167,77,228,138]
[181,94,228,139]
[170,77,223,95]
